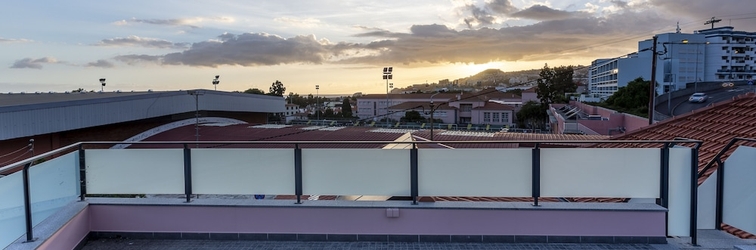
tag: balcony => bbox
[0,139,750,249]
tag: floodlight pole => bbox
[316,85,320,124]
[99,78,106,92]
[212,75,220,91]
[382,67,393,128]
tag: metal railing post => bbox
[715,159,724,230]
[183,144,193,203]
[294,144,303,204]
[78,144,86,201]
[22,162,36,242]
[532,143,540,207]
[690,145,700,246]
[660,143,670,236]
[410,144,418,205]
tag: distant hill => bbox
[397,65,586,93]
[454,68,541,88]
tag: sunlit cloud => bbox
[111,17,235,29]
[274,17,322,27]
[94,35,188,49]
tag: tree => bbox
[243,88,265,95]
[341,99,353,118]
[324,108,335,117]
[516,101,548,129]
[536,64,575,105]
[268,80,285,96]
[600,77,650,117]
[400,110,425,122]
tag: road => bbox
[654,86,752,117]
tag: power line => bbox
[0,144,31,159]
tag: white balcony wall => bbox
[302,149,410,196]
[86,149,184,194]
[540,148,661,198]
[668,147,692,237]
[191,149,295,195]
[722,146,756,235]
[418,149,532,197]
[80,146,695,237]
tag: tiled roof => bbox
[599,93,756,185]
[388,102,455,110]
[473,102,515,111]
[596,93,756,239]
[359,93,458,100]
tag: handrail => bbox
[0,142,83,174]
[1,139,702,175]
[697,137,756,178]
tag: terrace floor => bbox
[82,230,756,250]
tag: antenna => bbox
[704,17,721,29]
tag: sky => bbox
[1,0,755,95]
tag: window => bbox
[501,113,509,122]
[483,112,491,122]
[460,104,472,112]
[492,113,500,123]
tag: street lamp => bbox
[187,90,204,148]
[383,67,393,127]
[212,75,220,90]
[315,85,320,124]
[429,92,441,141]
[99,78,106,92]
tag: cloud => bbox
[114,33,354,67]
[462,4,498,29]
[94,35,188,49]
[510,5,589,21]
[342,10,670,64]
[0,37,33,43]
[114,0,753,67]
[87,60,115,68]
[10,57,58,69]
[112,17,234,29]
[610,0,630,9]
[274,17,322,27]
[111,7,678,68]
[113,54,162,65]
[486,0,518,14]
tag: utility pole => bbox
[704,17,721,29]
[648,36,658,125]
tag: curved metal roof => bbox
[0,90,284,140]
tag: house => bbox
[357,89,518,126]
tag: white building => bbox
[700,27,756,82]
[589,26,755,98]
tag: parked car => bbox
[688,93,708,103]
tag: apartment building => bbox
[589,26,755,98]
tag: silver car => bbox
[688,93,708,103]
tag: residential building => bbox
[700,26,756,81]
[358,89,518,126]
[283,103,299,116]
[589,26,755,98]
